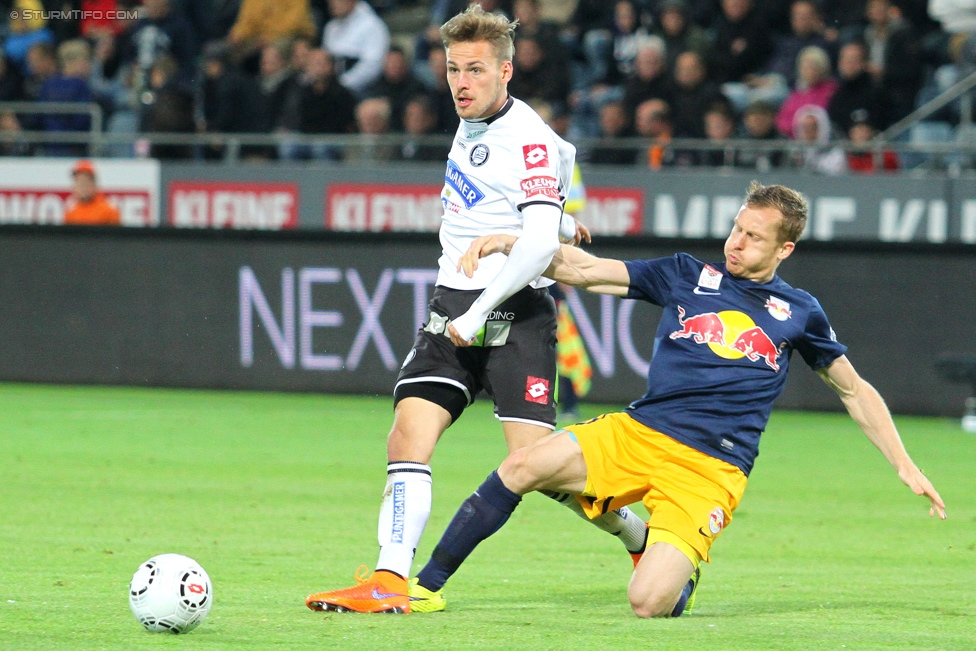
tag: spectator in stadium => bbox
[512,0,567,69]
[278,48,356,160]
[419,46,459,135]
[110,0,199,90]
[508,36,570,107]
[828,39,888,135]
[198,41,264,158]
[845,108,899,172]
[652,0,708,77]
[141,55,195,160]
[228,0,316,63]
[621,35,671,118]
[707,0,773,86]
[735,99,785,171]
[0,53,26,102]
[38,39,94,157]
[698,102,738,167]
[411,181,946,619]
[64,159,121,226]
[346,96,396,161]
[321,0,390,95]
[776,46,838,138]
[23,42,58,102]
[633,97,694,168]
[669,51,723,138]
[394,94,445,162]
[858,0,924,124]
[724,0,832,112]
[3,0,55,73]
[564,0,616,89]
[257,40,300,134]
[598,0,651,87]
[790,104,847,175]
[0,111,32,156]
[290,37,315,76]
[766,0,833,87]
[588,98,637,165]
[363,45,427,132]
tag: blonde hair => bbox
[440,4,518,63]
[57,39,92,67]
[744,180,808,243]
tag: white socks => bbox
[376,462,432,578]
[545,491,648,554]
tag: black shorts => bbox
[395,285,558,428]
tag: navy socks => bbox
[415,471,522,592]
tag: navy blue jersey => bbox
[623,253,847,475]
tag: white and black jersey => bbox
[436,96,576,291]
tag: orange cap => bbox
[72,159,96,176]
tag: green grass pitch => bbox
[0,383,973,650]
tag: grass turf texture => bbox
[0,383,973,650]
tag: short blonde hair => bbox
[57,39,91,67]
[440,4,518,63]
[744,180,808,243]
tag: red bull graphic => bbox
[670,306,786,371]
[730,326,786,371]
[670,306,725,345]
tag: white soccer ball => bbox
[128,553,212,633]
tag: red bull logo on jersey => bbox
[445,160,485,209]
[670,306,786,371]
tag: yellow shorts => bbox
[567,412,748,565]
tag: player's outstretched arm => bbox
[459,236,630,296]
[817,355,947,519]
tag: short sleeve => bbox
[624,255,680,306]
[795,296,848,370]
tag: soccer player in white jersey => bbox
[305,5,648,614]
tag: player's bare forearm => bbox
[457,234,517,277]
[818,357,947,519]
[546,245,630,296]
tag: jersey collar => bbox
[464,95,514,127]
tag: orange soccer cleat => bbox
[305,566,410,614]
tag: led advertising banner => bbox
[0,229,972,416]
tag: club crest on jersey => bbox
[469,144,489,167]
[445,160,485,209]
[520,175,559,200]
[522,144,549,169]
[708,507,725,535]
[765,296,791,321]
[524,376,550,404]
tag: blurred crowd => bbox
[0,0,974,172]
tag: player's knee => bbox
[497,449,540,494]
[627,584,676,619]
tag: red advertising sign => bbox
[169,181,299,229]
[581,187,644,235]
[327,183,444,231]
[326,183,645,235]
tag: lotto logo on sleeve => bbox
[525,377,550,404]
[520,176,559,201]
[522,144,549,169]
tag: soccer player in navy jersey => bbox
[417,180,947,618]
